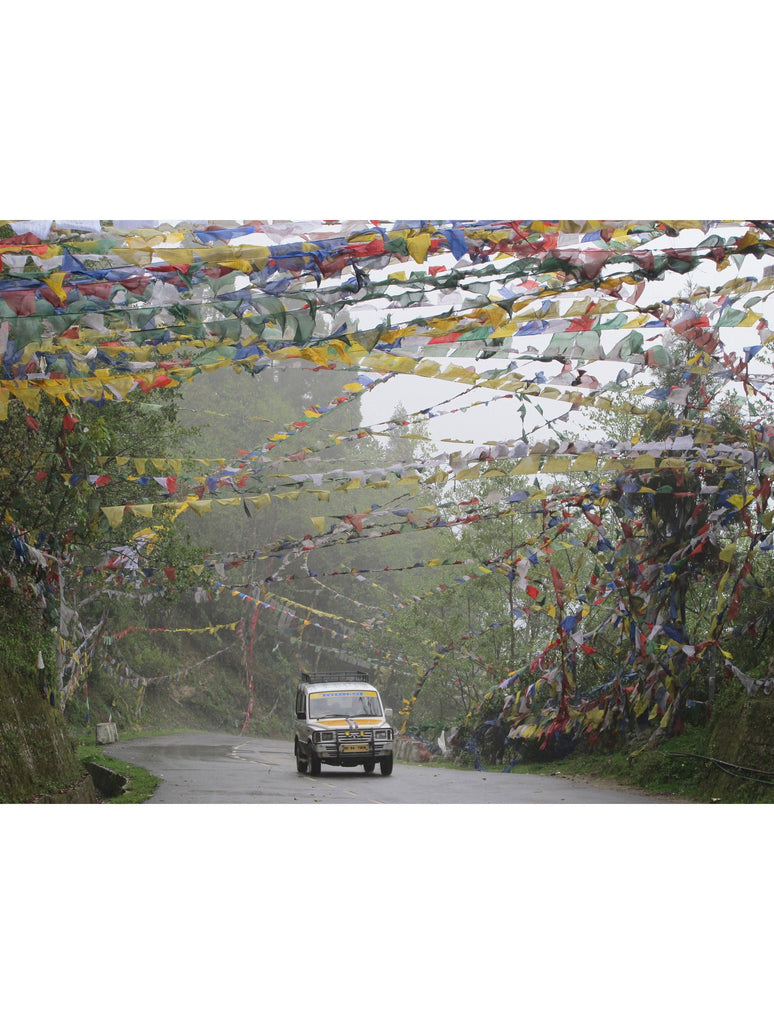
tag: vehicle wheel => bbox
[380,754,393,776]
[309,749,321,776]
[295,743,308,774]
[363,760,376,774]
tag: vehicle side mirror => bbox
[384,708,393,718]
[296,711,306,720]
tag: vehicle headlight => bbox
[374,729,392,740]
[315,731,334,744]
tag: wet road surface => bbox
[104,732,671,803]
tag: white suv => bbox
[294,672,394,776]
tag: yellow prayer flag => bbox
[129,504,154,518]
[47,272,68,302]
[543,456,570,474]
[13,384,42,412]
[246,493,271,511]
[406,233,432,264]
[125,232,162,249]
[219,259,253,274]
[108,376,135,398]
[438,364,477,384]
[413,359,442,378]
[511,455,541,475]
[389,355,422,374]
[571,453,598,472]
[302,346,333,368]
[112,246,151,265]
[222,244,270,270]
[719,543,737,563]
[483,305,508,328]
[101,506,125,528]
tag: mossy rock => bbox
[0,668,94,803]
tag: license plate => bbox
[340,743,369,753]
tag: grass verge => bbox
[505,726,714,801]
[77,742,160,804]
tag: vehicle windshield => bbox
[309,690,382,719]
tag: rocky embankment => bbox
[0,668,97,803]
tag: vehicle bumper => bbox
[311,740,393,766]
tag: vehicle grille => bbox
[339,729,372,741]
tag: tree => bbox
[0,383,207,716]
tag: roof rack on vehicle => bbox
[301,671,369,684]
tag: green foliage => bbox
[0,586,58,682]
[503,725,716,800]
[709,675,746,719]
[0,386,194,549]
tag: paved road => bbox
[104,732,670,803]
